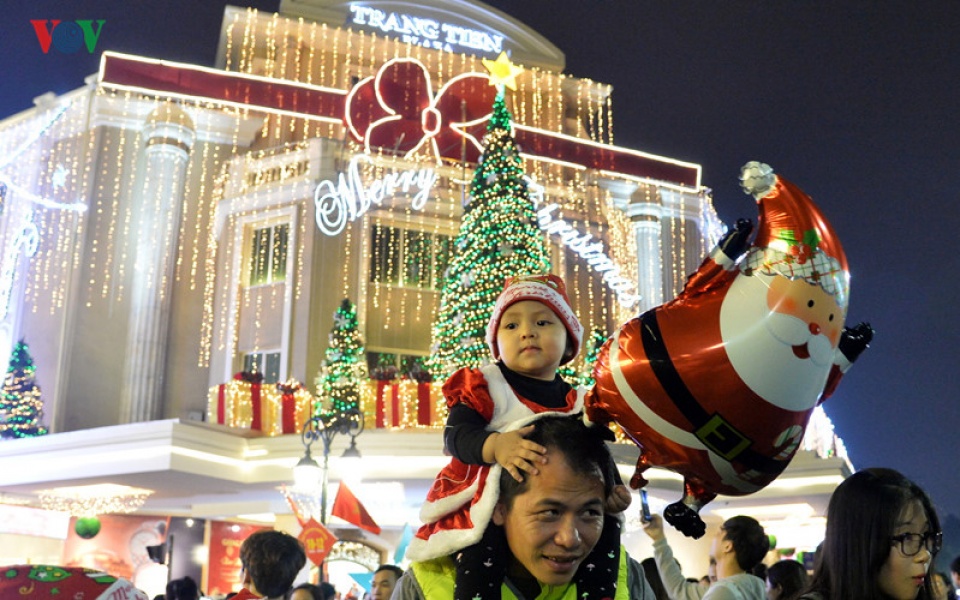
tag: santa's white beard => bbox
[720,273,834,411]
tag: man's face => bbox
[492,448,605,588]
[371,569,398,600]
[709,528,731,577]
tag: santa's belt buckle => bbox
[696,414,751,461]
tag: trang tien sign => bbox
[349,5,504,53]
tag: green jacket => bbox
[396,547,653,600]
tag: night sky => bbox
[2,1,958,524]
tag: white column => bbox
[630,208,665,314]
[119,104,195,423]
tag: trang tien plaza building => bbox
[0,0,852,595]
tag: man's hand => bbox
[641,513,666,542]
[484,425,547,482]
[605,483,632,514]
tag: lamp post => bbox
[293,407,365,524]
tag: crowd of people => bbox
[156,422,953,600]
[18,273,956,600]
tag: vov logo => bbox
[30,20,106,54]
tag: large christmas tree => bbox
[314,298,368,414]
[429,81,551,377]
[0,340,48,439]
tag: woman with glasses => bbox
[799,468,942,600]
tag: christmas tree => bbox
[314,299,368,414]
[0,340,48,439]
[429,82,551,377]
[558,328,608,388]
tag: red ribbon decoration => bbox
[99,53,700,187]
[417,382,431,425]
[390,383,401,427]
[250,383,262,431]
[345,58,496,165]
[217,384,226,425]
[281,393,297,434]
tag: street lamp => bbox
[294,407,365,524]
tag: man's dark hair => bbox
[166,576,198,600]
[240,530,306,598]
[767,560,809,600]
[951,555,960,576]
[498,415,616,508]
[721,515,769,571]
[374,564,404,579]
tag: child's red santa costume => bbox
[407,274,584,561]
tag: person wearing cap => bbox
[406,274,631,600]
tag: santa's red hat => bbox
[741,163,850,307]
[486,274,583,364]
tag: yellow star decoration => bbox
[482,51,524,90]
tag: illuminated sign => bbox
[314,158,639,308]
[314,154,438,236]
[349,6,503,54]
[537,203,641,308]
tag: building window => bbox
[367,352,430,380]
[369,225,452,289]
[243,351,281,384]
[249,223,289,286]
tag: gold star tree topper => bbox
[482,51,524,90]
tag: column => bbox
[119,103,195,423]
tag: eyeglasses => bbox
[889,531,942,556]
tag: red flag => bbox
[330,483,381,534]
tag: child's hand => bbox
[486,425,547,482]
[605,483,632,514]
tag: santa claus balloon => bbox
[586,162,873,538]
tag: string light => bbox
[37,484,153,517]
[0,3,722,427]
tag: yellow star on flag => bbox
[482,51,524,90]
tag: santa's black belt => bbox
[638,310,785,476]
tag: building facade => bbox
[0,0,849,590]
[0,0,719,434]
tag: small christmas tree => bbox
[314,299,368,414]
[429,83,551,378]
[0,340,48,439]
[558,327,608,388]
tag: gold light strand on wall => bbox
[334,24,343,87]
[239,9,256,73]
[117,91,146,305]
[310,22,320,86]
[44,98,83,314]
[605,86,614,145]
[223,12,237,71]
[69,97,91,312]
[85,93,111,305]
[184,113,213,290]
[294,202,305,300]
[173,106,196,287]
[198,166,230,367]
[97,94,125,304]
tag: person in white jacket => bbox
[643,513,769,600]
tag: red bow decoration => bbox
[233,371,264,384]
[345,58,497,164]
